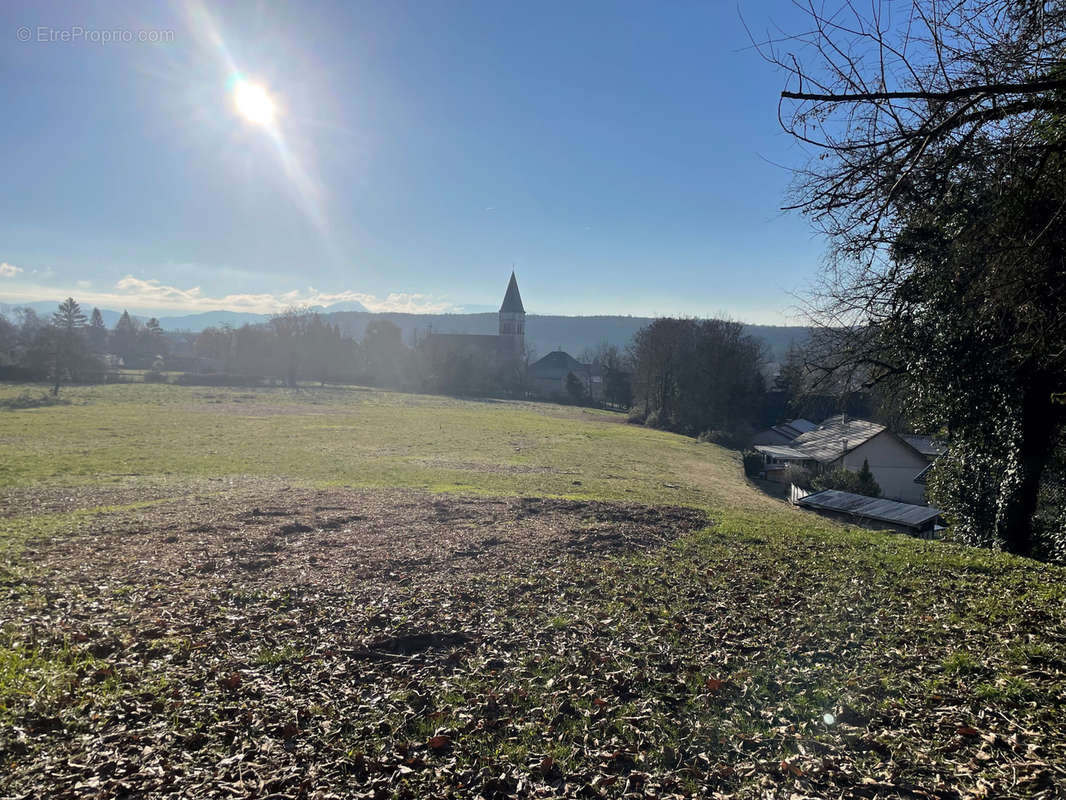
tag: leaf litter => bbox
[1,484,1065,799]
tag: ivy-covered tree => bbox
[769,2,1066,558]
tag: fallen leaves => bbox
[219,671,242,691]
[1,485,1064,800]
[426,733,451,751]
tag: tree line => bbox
[0,300,169,391]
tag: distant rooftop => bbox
[528,350,585,380]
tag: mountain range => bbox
[0,301,367,330]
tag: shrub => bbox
[564,372,589,405]
[698,429,744,449]
[812,461,882,498]
[0,392,71,411]
[143,370,167,384]
[854,458,882,497]
[783,466,814,490]
[742,450,764,477]
[626,407,647,425]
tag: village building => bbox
[527,350,605,400]
[755,414,937,505]
[420,272,527,364]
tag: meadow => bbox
[1,383,1064,799]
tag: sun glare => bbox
[233,79,275,126]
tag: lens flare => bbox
[233,80,275,125]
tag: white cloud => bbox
[76,279,92,289]
[0,262,23,278]
[0,275,460,316]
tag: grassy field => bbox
[1,383,1064,799]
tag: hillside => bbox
[1,384,1063,798]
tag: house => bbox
[752,418,817,446]
[755,415,935,505]
[528,350,604,400]
[421,272,527,364]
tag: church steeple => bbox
[499,270,525,314]
[498,271,525,341]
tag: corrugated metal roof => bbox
[797,489,940,529]
[754,444,811,460]
[790,415,886,464]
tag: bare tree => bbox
[758,2,1066,556]
[760,1,1066,253]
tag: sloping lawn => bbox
[1,384,1063,799]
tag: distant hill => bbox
[155,310,272,330]
[1,299,368,332]
[324,311,810,366]
[0,301,130,325]
[1,300,808,365]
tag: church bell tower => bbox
[498,271,525,354]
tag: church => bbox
[420,272,526,364]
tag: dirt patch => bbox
[1,489,706,799]
[29,489,706,593]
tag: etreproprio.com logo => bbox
[17,25,175,44]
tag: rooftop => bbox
[797,489,941,530]
[900,434,947,458]
[529,350,586,379]
[790,414,886,464]
[754,444,811,460]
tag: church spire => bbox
[499,271,525,314]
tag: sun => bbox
[233,79,275,126]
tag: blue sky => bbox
[0,0,823,322]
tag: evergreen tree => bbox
[140,317,168,363]
[50,298,88,394]
[855,458,882,498]
[111,310,139,363]
[87,307,107,353]
[565,371,588,404]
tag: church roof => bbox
[499,272,525,313]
